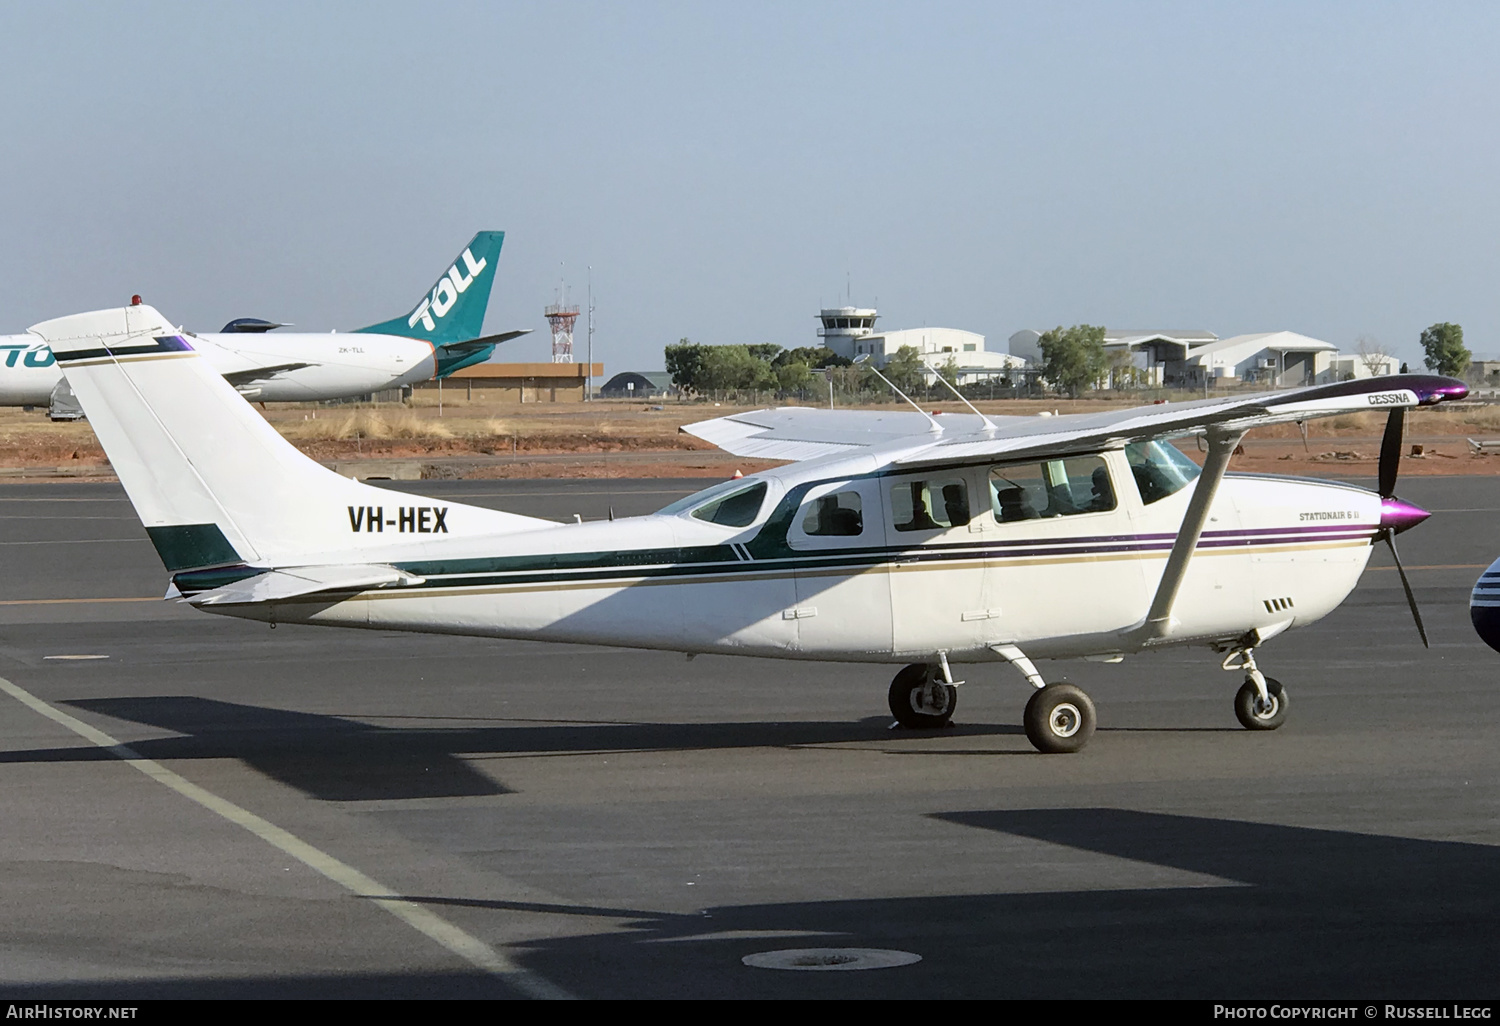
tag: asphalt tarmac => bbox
[0,476,1497,999]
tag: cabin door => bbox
[883,471,990,660]
[787,479,894,658]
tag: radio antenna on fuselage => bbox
[852,354,942,433]
[924,360,999,435]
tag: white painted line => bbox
[42,654,109,661]
[0,674,572,1000]
[0,597,157,605]
[0,538,149,546]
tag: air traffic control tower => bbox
[817,306,879,361]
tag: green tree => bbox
[774,346,847,370]
[827,363,867,401]
[774,360,813,393]
[934,356,961,395]
[1106,346,1141,389]
[664,340,708,395]
[1038,324,1108,397]
[697,345,776,394]
[1419,322,1470,377]
[880,345,927,397]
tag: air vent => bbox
[1263,597,1295,613]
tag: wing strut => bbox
[1138,425,1246,643]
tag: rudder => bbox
[354,230,505,346]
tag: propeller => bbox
[1377,407,1429,648]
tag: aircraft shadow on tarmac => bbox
[0,697,1019,802]
[20,808,1493,999]
[497,808,1500,999]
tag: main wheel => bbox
[1234,677,1288,730]
[1023,683,1096,754]
[888,663,957,728]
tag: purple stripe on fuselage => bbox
[898,528,1376,563]
[963,524,1377,555]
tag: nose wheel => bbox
[1222,647,1289,731]
[1234,677,1288,730]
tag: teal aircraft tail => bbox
[355,231,505,347]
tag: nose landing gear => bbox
[1223,647,1289,731]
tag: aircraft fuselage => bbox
[179,453,1382,666]
[0,331,438,406]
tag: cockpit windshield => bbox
[1124,440,1202,504]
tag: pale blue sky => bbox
[2,1,1497,370]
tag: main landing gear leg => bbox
[1223,647,1289,731]
[991,644,1097,754]
[887,658,959,729]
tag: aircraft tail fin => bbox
[29,304,551,573]
[354,230,505,346]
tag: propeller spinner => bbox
[1376,408,1432,648]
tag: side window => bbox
[890,478,970,533]
[1125,441,1202,505]
[691,482,768,527]
[802,490,864,537]
[990,456,1115,523]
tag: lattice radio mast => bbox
[545,276,579,364]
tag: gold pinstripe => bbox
[320,537,1372,605]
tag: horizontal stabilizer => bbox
[442,328,532,353]
[187,564,424,606]
[431,328,533,378]
[221,362,314,388]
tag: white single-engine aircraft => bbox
[2,231,527,418]
[31,303,1467,753]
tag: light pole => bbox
[587,266,595,402]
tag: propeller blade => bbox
[1378,407,1405,499]
[1384,528,1429,648]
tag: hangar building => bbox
[1008,328,1398,389]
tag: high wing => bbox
[220,361,314,389]
[682,408,978,461]
[682,376,1470,464]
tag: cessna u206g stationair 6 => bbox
[32,303,1465,753]
[1,231,527,417]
